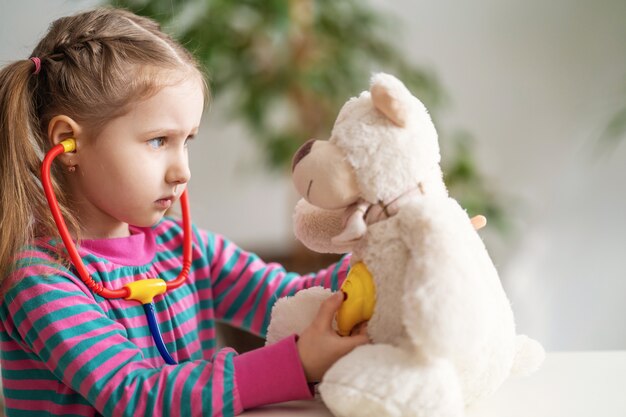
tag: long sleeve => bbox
[0,269,241,417]
[202,231,351,338]
[0,219,351,416]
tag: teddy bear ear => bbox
[370,73,411,127]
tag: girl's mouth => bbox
[155,198,173,209]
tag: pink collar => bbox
[78,225,156,266]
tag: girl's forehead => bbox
[103,78,205,135]
[138,79,203,111]
[125,66,206,111]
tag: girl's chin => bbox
[129,214,166,228]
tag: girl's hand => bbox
[296,292,370,383]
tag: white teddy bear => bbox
[266,73,544,417]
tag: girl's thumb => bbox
[316,292,344,327]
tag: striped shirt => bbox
[0,218,349,416]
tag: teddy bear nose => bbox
[292,139,316,172]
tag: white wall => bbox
[2,0,625,351]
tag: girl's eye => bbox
[148,137,166,149]
[184,135,195,147]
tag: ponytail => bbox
[0,60,79,282]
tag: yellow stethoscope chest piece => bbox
[336,261,376,336]
[125,279,167,304]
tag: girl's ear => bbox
[47,115,83,168]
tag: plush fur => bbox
[266,73,544,417]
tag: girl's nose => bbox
[166,153,191,185]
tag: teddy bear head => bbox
[291,73,447,211]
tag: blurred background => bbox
[1,0,625,354]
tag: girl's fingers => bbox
[348,322,370,346]
[340,332,370,350]
[350,321,368,336]
[314,292,344,329]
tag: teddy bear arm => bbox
[266,287,336,345]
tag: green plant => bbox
[111,0,505,226]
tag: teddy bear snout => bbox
[292,139,361,210]
[292,139,316,172]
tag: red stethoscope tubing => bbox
[40,142,192,300]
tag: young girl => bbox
[0,8,367,417]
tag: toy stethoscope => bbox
[41,138,191,365]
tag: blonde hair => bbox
[0,7,207,281]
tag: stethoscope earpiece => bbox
[60,138,77,153]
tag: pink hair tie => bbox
[30,57,41,75]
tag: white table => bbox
[242,351,626,417]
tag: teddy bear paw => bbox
[319,344,465,417]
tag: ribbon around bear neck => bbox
[331,185,424,245]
